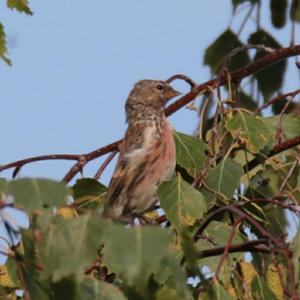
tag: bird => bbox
[102,79,181,222]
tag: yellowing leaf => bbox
[57,206,78,218]
[158,175,207,231]
[266,264,285,300]
[72,178,107,210]
[156,286,182,300]
[227,111,273,153]
[143,210,159,220]
[239,261,257,286]
[0,265,17,289]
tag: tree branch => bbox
[244,135,300,173]
[197,239,271,259]
[256,88,300,114]
[0,45,299,182]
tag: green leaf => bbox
[0,23,11,66]
[197,221,245,254]
[174,131,208,177]
[155,286,183,300]
[205,158,243,199]
[4,255,20,289]
[200,282,236,300]
[7,0,33,15]
[251,277,277,299]
[158,175,206,230]
[78,279,127,300]
[5,178,70,213]
[0,178,7,196]
[39,215,105,281]
[196,221,245,283]
[245,166,282,200]
[21,229,52,299]
[72,178,107,210]
[240,91,258,111]
[204,29,250,74]
[72,178,107,199]
[180,229,199,275]
[264,115,300,140]
[102,224,172,290]
[154,255,191,299]
[227,111,274,153]
[248,30,287,99]
[290,0,300,22]
[270,0,287,28]
[50,276,78,300]
[52,277,127,300]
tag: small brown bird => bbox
[102,80,181,221]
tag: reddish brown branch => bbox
[197,239,271,258]
[94,151,117,180]
[214,217,244,280]
[166,45,300,116]
[166,74,197,88]
[194,202,297,298]
[244,135,300,173]
[256,88,300,113]
[194,204,282,247]
[0,154,80,172]
[62,140,122,182]
[273,135,300,154]
[245,197,300,213]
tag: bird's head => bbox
[126,80,181,111]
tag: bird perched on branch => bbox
[102,80,181,222]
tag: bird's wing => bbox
[103,122,157,218]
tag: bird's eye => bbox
[156,84,164,91]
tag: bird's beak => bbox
[166,87,182,100]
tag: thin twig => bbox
[244,135,300,173]
[244,197,300,214]
[166,74,197,88]
[255,88,300,114]
[0,154,80,173]
[3,221,30,300]
[0,45,300,182]
[237,4,255,36]
[94,151,117,180]
[279,159,299,192]
[220,44,274,77]
[214,217,244,280]
[194,204,284,246]
[194,203,297,297]
[275,99,293,144]
[62,140,122,182]
[197,239,271,258]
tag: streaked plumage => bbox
[102,80,180,221]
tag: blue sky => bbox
[0,0,299,186]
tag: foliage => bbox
[0,1,33,65]
[1,105,299,298]
[0,1,300,300]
